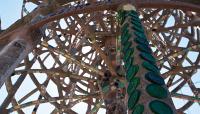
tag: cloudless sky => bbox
[0,0,22,29]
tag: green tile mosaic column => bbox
[118,4,176,114]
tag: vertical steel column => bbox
[0,26,42,88]
[118,4,176,114]
[0,38,30,87]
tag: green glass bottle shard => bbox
[146,84,168,99]
[131,20,142,28]
[124,58,133,70]
[102,85,109,93]
[119,10,127,24]
[134,31,146,39]
[122,23,129,31]
[142,61,159,74]
[132,25,144,33]
[126,65,139,81]
[134,37,149,46]
[123,41,132,53]
[136,45,152,54]
[127,77,140,95]
[121,28,128,37]
[122,27,128,36]
[128,90,141,110]
[149,100,173,114]
[128,11,138,17]
[140,52,156,64]
[132,104,144,114]
[124,47,134,62]
[122,33,131,45]
[145,72,165,85]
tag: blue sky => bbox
[0,0,22,29]
[0,0,36,29]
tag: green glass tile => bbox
[134,37,149,46]
[123,41,132,53]
[124,47,134,62]
[126,65,139,81]
[127,77,140,95]
[131,16,140,21]
[136,44,152,54]
[132,25,144,33]
[149,100,173,114]
[131,17,141,23]
[121,19,125,25]
[142,61,159,74]
[121,28,129,37]
[127,14,136,19]
[146,84,168,99]
[122,23,129,29]
[121,28,128,35]
[121,32,128,40]
[102,85,109,93]
[130,14,140,18]
[131,20,142,28]
[132,104,144,114]
[122,24,129,33]
[125,58,133,70]
[101,81,109,88]
[140,52,156,64]
[122,33,131,44]
[128,11,138,17]
[120,16,126,24]
[145,72,165,85]
[129,13,140,18]
[129,11,139,17]
[124,56,134,66]
[134,31,146,39]
[128,90,140,110]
